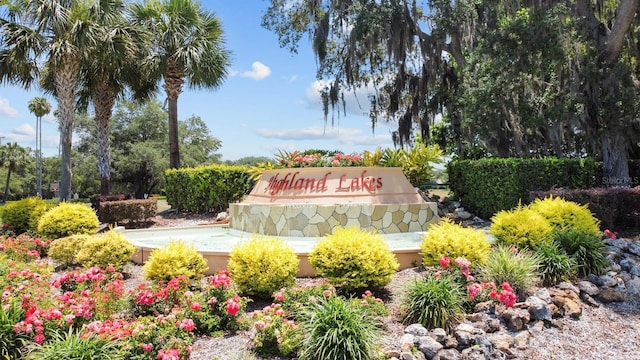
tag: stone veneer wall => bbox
[229,202,438,237]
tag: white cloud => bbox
[255,125,393,148]
[304,80,374,117]
[240,61,271,80]
[14,124,34,136]
[42,112,57,125]
[0,97,20,118]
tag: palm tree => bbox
[75,0,157,195]
[1,0,102,201]
[28,97,51,197]
[0,142,30,202]
[131,0,231,169]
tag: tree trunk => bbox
[55,62,79,202]
[3,169,11,203]
[602,129,630,187]
[94,82,115,195]
[168,97,180,169]
[165,66,185,169]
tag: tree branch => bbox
[604,0,639,63]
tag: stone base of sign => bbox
[229,202,438,236]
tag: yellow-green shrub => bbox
[37,203,100,239]
[76,230,135,271]
[489,207,553,249]
[28,202,56,234]
[309,227,399,291]
[528,196,601,237]
[1,197,48,234]
[48,234,92,268]
[420,219,491,267]
[228,236,299,298]
[142,240,208,281]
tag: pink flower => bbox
[273,289,286,302]
[190,302,201,311]
[34,333,45,344]
[141,343,153,352]
[177,318,195,331]
[467,283,483,301]
[255,320,266,330]
[604,229,618,239]
[498,289,517,307]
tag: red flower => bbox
[439,256,451,269]
[226,298,240,316]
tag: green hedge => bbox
[447,158,599,219]
[164,164,252,213]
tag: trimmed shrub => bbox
[37,203,100,240]
[228,236,299,298]
[489,207,553,249]
[48,234,92,268]
[0,197,48,234]
[448,157,599,219]
[534,241,577,286]
[298,295,381,360]
[28,202,56,234]
[142,240,208,281]
[98,199,157,225]
[479,245,542,298]
[554,230,608,277]
[529,196,601,237]
[75,230,135,271]
[401,274,465,330]
[420,218,491,267]
[309,227,399,292]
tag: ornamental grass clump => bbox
[309,226,399,292]
[479,245,542,298]
[228,236,299,298]
[142,240,208,281]
[420,218,491,267]
[25,328,127,360]
[401,273,465,331]
[297,295,381,360]
[534,241,577,286]
[489,206,553,249]
[554,230,608,277]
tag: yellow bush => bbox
[228,236,299,298]
[489,206,553,249]
[1,197,48,234]
[76,230,135,271]
[48,234,92,267]
[420,219,491,267]
[528,196,601,237]
[37,203,100,240]
[28,202,56,234]
[142,240,208,281]
[309,227,399,291]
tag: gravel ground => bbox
[133,212,640,360]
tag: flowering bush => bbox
[437,255,518,308]
[0,234,51,263]
[275,150,363,168]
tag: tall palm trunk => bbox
[3,167,12,203]
[93,81,116,195]
[55,60,80,202]
[165,66,185,169]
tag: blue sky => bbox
[0,1,397,161]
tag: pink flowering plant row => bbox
[275,149,364,168]
[436,256,517,308]
[1,238,247,360]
